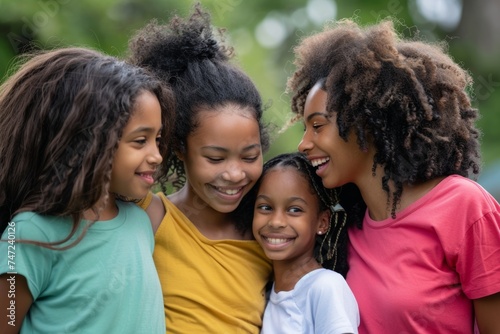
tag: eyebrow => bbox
[256,194,308,205]
[201,143,261,153]
[129,125,163,134]
[305,112,329,122]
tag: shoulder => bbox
[7,212,70,242]
[433,175,499,216]
[315,269,349,289]
[298,269,349,294]
[440,175,494,201]
[136,192,167,234]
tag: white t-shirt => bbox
[262,268,359,334]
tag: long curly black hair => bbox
[287,19,481,220]
[0,47,174,243]
[128,3,270,191]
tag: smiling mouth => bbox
[310,157,330,168]
[263,237,293,245]
[137,172,155,183]
[214,186,243,196]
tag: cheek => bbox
[252,213,265,234]
[244,164,263,193]
[248,158,264,180]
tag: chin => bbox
[215,203,239,214]
[322,177,341,190]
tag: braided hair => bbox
[249,152,362,277]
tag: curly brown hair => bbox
[0,47,174,245]
[287,19,481,219]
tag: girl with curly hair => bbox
[288,19,500,333]
[252,152,359,333]
[128,4,272,333]
[0,47,174,333]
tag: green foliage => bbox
[1,0,498,171]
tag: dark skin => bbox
[0,274,32,334]
[473,293,500,333]
[300,82,500,333]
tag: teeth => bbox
[218,188,239,195]
[266,238,290,244]
[311,157,330,167]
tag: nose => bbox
[221,161,245,183]
[298,131,313,154]
[147,144,163,166]
[267,212,286,229]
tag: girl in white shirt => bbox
[252,152,359,334]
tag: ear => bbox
[317,210,330,235]
[175,150,185,162]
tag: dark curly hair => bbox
[244,152,362,277]
[0,47,174,245]
[287,19,481,220]
[128,3,270,191]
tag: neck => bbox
[83,194,118,221]
[356,165,445,221]
[168,185,249,240]
[272,256,321,292]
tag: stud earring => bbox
[317,231,323,235]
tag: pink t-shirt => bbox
[347,175,500,333]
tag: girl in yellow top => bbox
[128,4,273,333]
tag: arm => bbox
[0,274,33,334]
[313,272,359,334]
[137,192,166,234]
[473,292,500,334]
[147,194,166,234]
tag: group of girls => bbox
[1,3,498,334]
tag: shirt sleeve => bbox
[457,207,500,299]
[0,215,55,300]
[311,272,360,334]
[136,191,154,210]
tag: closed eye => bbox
[206,157,224,163]
[312,122,324,130]
[243,156,259,162]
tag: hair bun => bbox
[128,4,231,79]
[179,28,222,62]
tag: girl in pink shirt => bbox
[287,19,500,333]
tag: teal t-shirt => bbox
[0,201,165,333]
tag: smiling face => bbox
[178,103,263,214]
[252,166,329,264]
[298,82,372,189]
[110,90,163,200]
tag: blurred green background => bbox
[1,0,499,197]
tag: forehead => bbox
[260,166,310,192]
[195,102,256,122]
[188,103,261,147]
[303,83,328,119]
[124,91,161,127]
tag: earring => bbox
[317,231,323,235]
